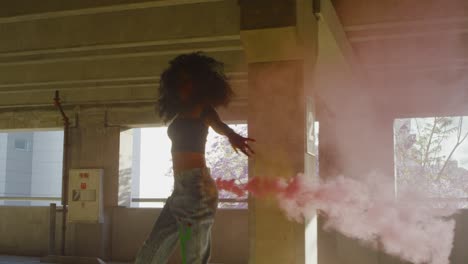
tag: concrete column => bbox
[240,1,318,263]
[316,103,341,264]
[66,108,120,260]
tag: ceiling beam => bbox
[0,45,243,66]
[0,35,241,58]
[318,0,365,79]
[349,28,468,42]
[0,0,226,24]
[344,16,468,31]
[0,72,247,90]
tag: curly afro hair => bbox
[157,52,234,123]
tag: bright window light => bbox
[129,124,248,209]
[394,117,468,208]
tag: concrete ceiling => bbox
[0,0,247,108]
[4,0,467,117]
[332,0,468,116]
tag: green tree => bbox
[206,124,248,208]
[395,117,468,197]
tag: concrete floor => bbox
[0,256,130,264]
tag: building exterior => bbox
[0,131,63,206]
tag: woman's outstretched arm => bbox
[203,107,255,156]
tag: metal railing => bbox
[132,198,247,203]
[0,196,61,201]
[0,196,247,203]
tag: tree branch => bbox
[437,117,468,180]
[422,117,437,168]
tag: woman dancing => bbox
[135,52,254,264]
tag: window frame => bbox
[0,129,64,206]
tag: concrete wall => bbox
[0,206,52,256]
[2,206,468,263]
[111,207,249,264]
[0,206,248,263]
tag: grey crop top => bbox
[167,115,208,153]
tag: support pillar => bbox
[66,109,121,260]
[239,1,318,263]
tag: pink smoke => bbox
[215,173,457,264]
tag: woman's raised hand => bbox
[228,133,255,157]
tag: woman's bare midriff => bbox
[172,152,207,174]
